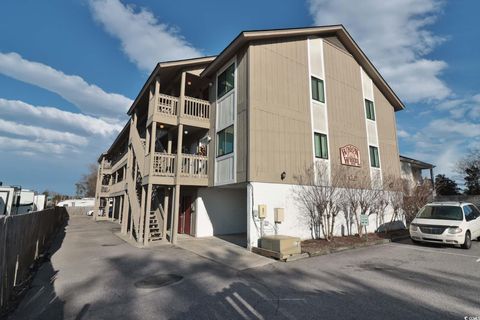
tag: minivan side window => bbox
[464,206,475,221]
[469,205,480,219]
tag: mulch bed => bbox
[301,229,409,256]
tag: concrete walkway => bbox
[177,235,272,271]
[9,216,274,320]
[10,215,480,320]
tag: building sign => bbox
[340,145,361,167]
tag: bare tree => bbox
[341,174,383,237]
[294,163,344,241]
[403,179,432,224]
[75,163,98,198]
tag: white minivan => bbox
[409,202,480,249]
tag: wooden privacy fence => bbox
[0,207,67,314]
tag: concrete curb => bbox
[299,238,392,260]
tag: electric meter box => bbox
[274,208,284,223]
[258,204,267,219]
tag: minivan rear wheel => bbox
[461,231,472,249]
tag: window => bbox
[369,146,380,168]
[365,99,375,120]
[416,206,464,221]
[217,125,234,157]
[465,205,480,221]
[217,63,235,99]
[314,133,328,159]
[311,77,325,103]
[471,205,480,218]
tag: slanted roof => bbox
[97,121,130,163]
[400,155,435,170]
[127,56,216,115]
[200,25,405,111]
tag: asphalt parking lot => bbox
[10,217,480,320]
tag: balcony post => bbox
[145,125,150,154]
[175,124,184,181]
[149,122,157,174]
[179,71,186,118]
[167,131,172,154]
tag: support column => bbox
[118,195,124,225]
[111,197,116,221]
[139,186,146,243]
[105,197,111,220]
[93,158,104,221]
[121,193,129,234]
[172,185,180,244]
[163,187,169,241]
[144,183,153,246]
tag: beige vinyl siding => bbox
[208,79,216,187]
[248,37,313,184]
[323,41,371,186]
[236,47,248,183]
[374,85,401,180]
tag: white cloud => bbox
[426,118,480,138]
[0,98,124,137]
[397,129,410,138]
[0,119,88,146]
[308,0,450,103]
[89,0,201,71]
[0,136,72,155]
[0,52,132,117]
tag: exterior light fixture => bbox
[184,130,188,135]
[281,171,286,180]
[159,124,164,129]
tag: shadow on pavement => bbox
[9,217,479,320]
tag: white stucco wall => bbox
[195,187,247,237]
[247,182,400,249]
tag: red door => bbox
[178,196,192,234]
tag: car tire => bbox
[461,231,472,249]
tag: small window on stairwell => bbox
[216,125,234,157]
[217,64,235,99]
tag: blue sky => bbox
[0,0,478,194]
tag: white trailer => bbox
[0,186,35,216]
[57,198,95,207]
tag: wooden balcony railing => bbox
[180,154,208,178]
[184,96,210,121]
[155,94,210,122]
[151,153,208,179]
[158,94,178,116]
[152,153,175,177]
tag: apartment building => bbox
[94,25,426,248]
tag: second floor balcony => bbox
[151,93,210,128]
[150,153,208,185]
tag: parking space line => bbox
[387,243,480,260]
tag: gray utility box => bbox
[259,235,301,256]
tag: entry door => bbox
[178,196,192,235]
